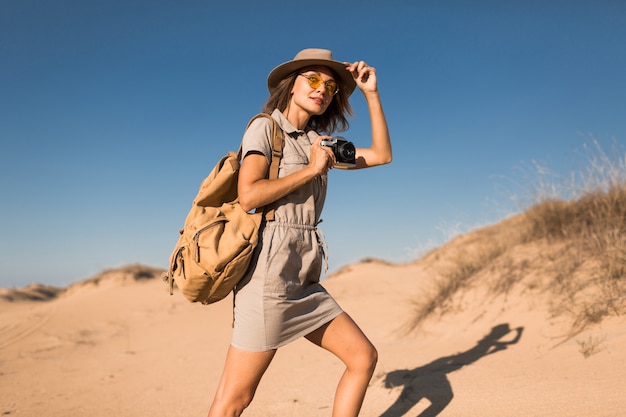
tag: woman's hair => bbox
[262,71,353,135]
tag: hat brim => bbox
[267,59,357,97]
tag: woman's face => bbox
[290,65,337,116]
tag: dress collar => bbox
[271,109,307,135]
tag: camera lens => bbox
[338,142,355,160]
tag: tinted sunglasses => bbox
[298,73,340,96]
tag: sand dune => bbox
[1,247,625,416]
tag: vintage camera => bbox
[320,137,356,167]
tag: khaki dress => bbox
[232,109,343,352]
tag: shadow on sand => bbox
[381,323,524,417]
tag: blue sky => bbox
[1,0,625,288]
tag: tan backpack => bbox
[163,114,284,304]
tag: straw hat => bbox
[267,48,357,96]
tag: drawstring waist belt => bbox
[266,221,329,273]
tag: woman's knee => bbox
[365,343,379,373]
[350,341,378,375]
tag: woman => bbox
[207,48,392,417]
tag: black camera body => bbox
[320,137,356,167]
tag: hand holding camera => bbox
[320,137,356,167]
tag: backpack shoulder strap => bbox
[265,115,284,221]
[241,113,284,221]
[267,117,284,181]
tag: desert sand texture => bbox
[1,217,625,417]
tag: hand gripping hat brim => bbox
[267,48,357,97]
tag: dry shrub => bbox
[576,334,606,358]
[411,139,626,335]
[522,152,626,335]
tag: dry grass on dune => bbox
[411,140,626,346]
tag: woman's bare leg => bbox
[306,313,378,417]
[207,345,276,417]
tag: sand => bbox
[1,260,625,417]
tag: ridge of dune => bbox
[0,283,65,302]
[0,263,165,302]
[62,263,165,295]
